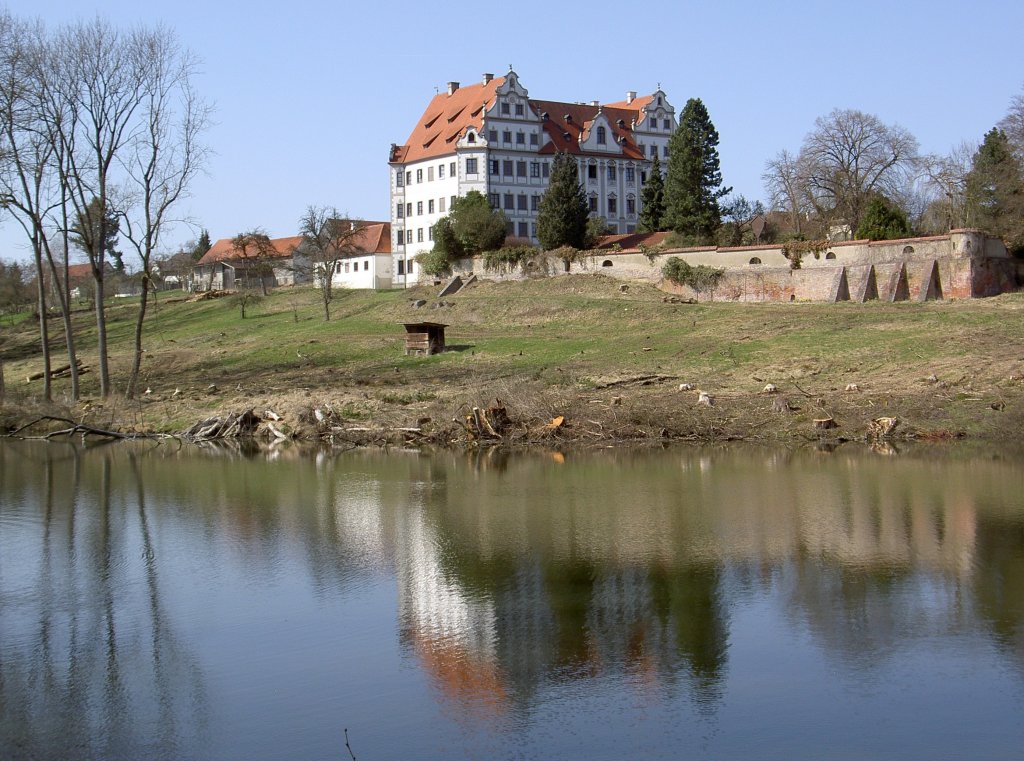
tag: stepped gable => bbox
[392,77,507,164]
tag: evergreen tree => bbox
[638,154,666,232]
[663,98,731,242]
[855,196,911,240]
[446,190,506,255]
[421,191,505,276]
[537,152,589,250]
[190,229,212,260]
[966,127,1024,253]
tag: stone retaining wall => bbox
[447,229,1021,302]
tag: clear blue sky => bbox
[2,0,1022,262]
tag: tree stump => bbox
[813,417,837,430]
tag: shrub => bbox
[415,248,452,278]
[661,257,725,301]
[481,245,537,275]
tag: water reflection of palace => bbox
[2,442,1023,741]
[384,449,1024,712]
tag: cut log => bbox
[813,417,837,430]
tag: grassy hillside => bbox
[3,275,1024,444]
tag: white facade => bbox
[390,70,676,285]
[326,253,393,290]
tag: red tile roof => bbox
[392,77,656,164]
[594,231,671,250]
[197,224,392,266]
[196,235,304,265]
[531,101,646,160]
[340,222,391,255]
[392,78,506,164]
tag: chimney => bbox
[447,81,460,95]
[590,100,599,107]
[482,72,493,84]
[626,90,636,104]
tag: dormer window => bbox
[596,126,606,145]
[467,131,476,143]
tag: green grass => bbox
[3,276,1024,441]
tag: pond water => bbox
[1,440,1023,760]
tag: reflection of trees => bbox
[973,516,1024,671]
[0,444,208,758]
[396,446,1024,716]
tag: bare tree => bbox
[0,12,58,400]
[46,19,151,396]
[998,86,1024,160]
[230,230,279,295]
[762,149,808,237]
[119,26,210,399]
[794,109,919,234]
[295,206,363,321]
[919,141,976,233]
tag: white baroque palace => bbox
[388,69,676,284]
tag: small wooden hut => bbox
[401,322,447,356]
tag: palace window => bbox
[465,158,478,174]
[596,126,606,144]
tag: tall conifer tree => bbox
[664,98,730,242]
[966,127,1024,252]
[537,152,589,250]
[638,154,666,232]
